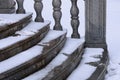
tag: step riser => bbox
[0,14,32,39]
[0,33,66,79]
[0,25,50,61]
[42,44,84,80]
[4,38,67,80]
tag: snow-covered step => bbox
[67,48,104,80]
[0,30,67,79]
[88,50,109,80]
[0,13,32,39]
[0,21,50,61]
[23,38,84,80]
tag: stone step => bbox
[0,21,50,61]
[0,30,67,79]
[87,50,109,80]
[0,13,32,39]
[23,38,84,80]
[67,48,103,80]
[67,48,109,80]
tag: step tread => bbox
[0,30,66,74]
[0,13,33,39]
[67,48,103,80]
[23,38,84,80]
[40,30,66,43]
[0,46,43,74]
[0,13,32,30]
[0,21,50,49]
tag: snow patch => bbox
[60,37,84,54]
[23,54,67,80]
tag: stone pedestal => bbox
[0,0,15,13]
[85,0,107,49]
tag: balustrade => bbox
[34,0,44,22]
[16,0,26,13]
[15,0,81,38]
[52,0,63,30]
[70,0,80,38]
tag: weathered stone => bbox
[70,0,80,38]
[0,32,66,80]
[85,0,107,49]
[42,45,84,80]
[0,24,50,61]
[53,0,63,30]
[0,0,15,13]
[87,50,109,80]
[16,0,26,13]
[34,0,44,22]
[0,13,32,39]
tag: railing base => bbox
[0,8,15,13]
[85,43,108,51]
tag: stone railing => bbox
[16,0,80,38]
[1,0,107,49]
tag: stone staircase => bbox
[0,13,109,80]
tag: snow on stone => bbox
[60,37,84,54]
[39,29,66,44]
[0,36,29,49]
[0,18,15,26]
[0,21,50,49]
[0,46,43,74]
[16,21,50,36]
[67,48,103,80]
[20,0,120,80]
[23,38,84,80]
[0,0,119,79]
[0,13,32,26]
[23,53,67,80]
[0,28,65,74]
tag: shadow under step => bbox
[23,38,85,80]
[0,30,67,80]
[0,21,50,61]
[0,13,32,39]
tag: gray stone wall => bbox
[85,0,107,49]
[0,0,15,13]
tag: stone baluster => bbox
[52,0,63,30]
[16,0,26,13]
[70,0,80,38]
[34,0,44,22]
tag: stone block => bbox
[85,0,107,49]
[0,0,15,13]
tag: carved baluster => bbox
[34,0,44,22]
[52,0,62,30]
[16,0,25,13]
[70,0,80,38]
